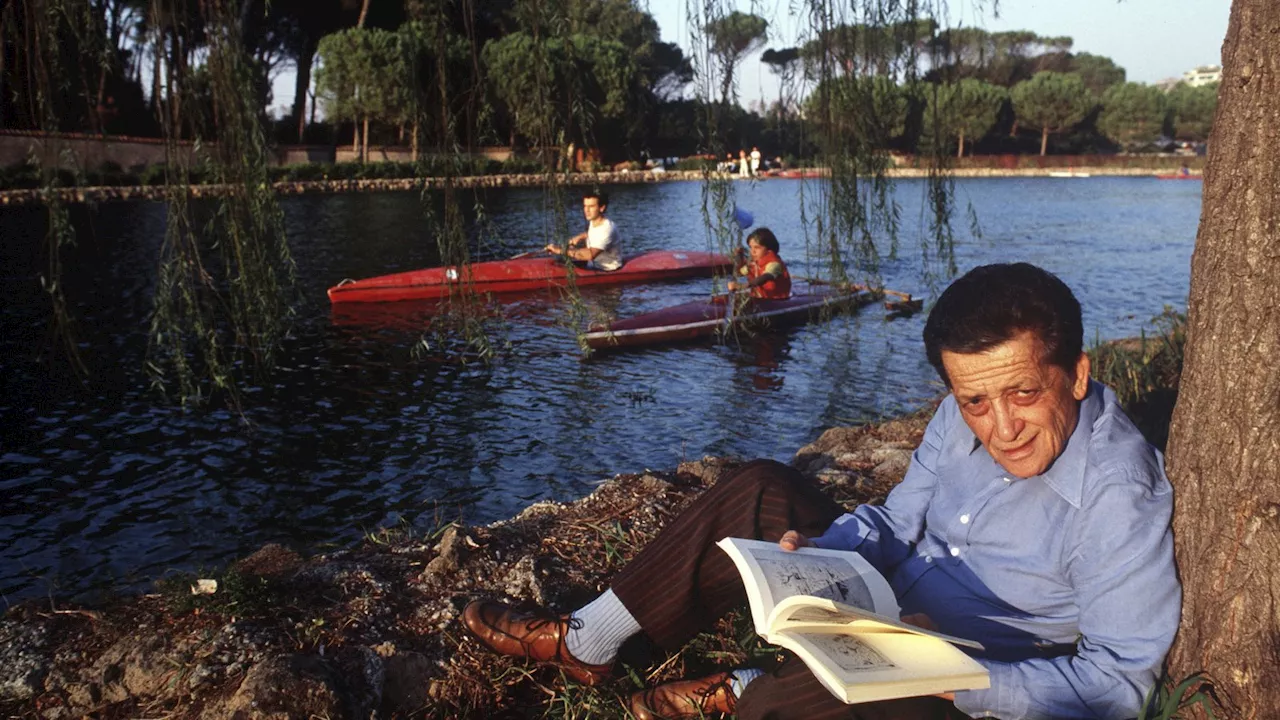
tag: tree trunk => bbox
[0,5,7,129]
[361,116,369,162]
[352,122,359,156]
[293,39,318,142]
[357,0,371,28]
[958,130,965,158]
[151,31,162,115]
[1165,0,1280,716]
[1039,128,1048,156]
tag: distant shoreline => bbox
[0,167,1201,206]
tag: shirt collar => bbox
[959,379,1103,508]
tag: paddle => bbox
[509,250,541,260]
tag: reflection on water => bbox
[0,178,1201,601]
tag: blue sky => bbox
[269,0,1230,118]
[645,0,1230,108]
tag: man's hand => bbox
[779,530,812,551]
[545,243,562,255]
[899,613,939,632]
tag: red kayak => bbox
[328,250,733,303]
[583,285,877,352]
[773,168,828,179]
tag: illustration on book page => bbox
[756,553,875,612]
[800,633,897,673]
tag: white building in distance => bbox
[1182,65,1222,87]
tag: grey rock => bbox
[212,654,346,720]
[501,556,546,605]
[0,620,50,701]
[382,651,434,716]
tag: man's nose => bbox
[993,404,1024,442]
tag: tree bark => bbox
[293,39,318,142]
[1166,1,1280,717]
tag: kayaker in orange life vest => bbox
[727,228,791,299]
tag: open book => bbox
[717,537,990,704]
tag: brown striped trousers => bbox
[612,459,966,720]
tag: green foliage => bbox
[1069,52,1126,97]
[1011,71,1094,154]
[928,28,1074,86]
[145,0,297,407]
[1097,82,1168,148]
[704,11,768,100]
[1087,307,1185,448]
[923,79,1008,156]
[315,27,407,127]
[155,567,279,618]
[802,20,937,80]
[806,75,912,146]
[1166,82,1218,141]
[1139,671,1217,720]
[482,31,637,146]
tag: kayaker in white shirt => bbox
[544,192,623,271]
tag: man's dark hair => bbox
[747,228,780,254]
[584,191,609,210]
[923,263,1083,386]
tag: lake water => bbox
[0,177,1201,602]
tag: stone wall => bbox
[0,130,520,170]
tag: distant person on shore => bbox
[738,149,750,178]
[750,146,762,176]
[1179,163,1191,177]
[719,153,736,174]
[727,228,791,299]
[544,191,623,271]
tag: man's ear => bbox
[1072,352,1090,401]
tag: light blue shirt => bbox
[813,380,1180,719]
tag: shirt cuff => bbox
[953,660,1028,720]
[810,513,865,551]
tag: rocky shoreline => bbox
[0,410,933,719]
[0,166,1198,206]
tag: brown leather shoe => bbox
[629,671,737,720]
[461,599,613,686]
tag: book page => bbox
[772,596,984,650]
[716,538,899,636]
[773,630,990,704]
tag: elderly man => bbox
[463,263,1180,720]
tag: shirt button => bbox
[1003,477,1012,483]
[949,547,960,557]
[960,514,970,524]
[925,556,933,563]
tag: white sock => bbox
[730,668,764,698]
[564,589,642,665]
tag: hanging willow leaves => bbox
[146,0,296,407]
[11,0,121,380]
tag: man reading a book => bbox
[462,263,1181,720]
